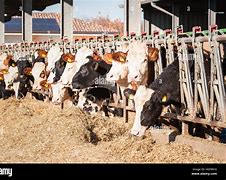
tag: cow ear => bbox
[0,69,9,74]
[38,50,48,58]
[113,51,128,63]
[62,53,75,63]
[3,55,12,66]
[103,53,113,64]
[23,67,32,76]
[40,80,51,90]
[161,95,167,103]
[147,47,159,62]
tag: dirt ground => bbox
[0,98,223,163]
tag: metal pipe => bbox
[150,2,173,17]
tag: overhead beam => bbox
[172,3,179,33]
[0,0,4,44]
[60,0,73,41]
[124,0,129,35]
[208,0,216,26]
[143,6,150,35]
[124,0,141,35]
[22,0,33,42]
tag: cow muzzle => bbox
[128,73,142,83]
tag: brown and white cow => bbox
[126,41,159,136]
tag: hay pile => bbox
[0,98,221,163]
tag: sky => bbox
[41,0,124,21]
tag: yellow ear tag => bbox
[11,63,16,67]
[44,83,49,88]
[119,57,125,63]
[129,94,134,100]
[0,77,3,80]
[162,95,167,102]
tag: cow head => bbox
[53,56,67,83]
[51,82,74,105]
[72,56,112,89]
[12,58,33,99]
[31,62,46,90]
[105,51,128,82]
[3,66,18,90]
[46,45,63,72]
[126,41,159,84]
[32,49,47,65]
[58,53,76,85]
[140,91,165,129]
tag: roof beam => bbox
[208,0,216,26]
[22,0,32,42]
[61,0,73,41]
[0,0,5,44]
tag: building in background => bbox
[124,0,226,35]
[4,12,118,43]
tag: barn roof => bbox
[5,12,118,34]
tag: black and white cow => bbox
[140,59,181,128]
[72,55,124,116]
[13,57,34,99]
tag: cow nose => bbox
[134,75,138,79]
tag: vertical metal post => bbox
[172,3,179,33]
[124,0,129,36]
[60,0,73,41]
[143,6,150,35]
[0,0,5,44]
[22,0,32,42]
[128,0,141,35]
[208,0,216,26]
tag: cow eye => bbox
[143,59,147,63]
[147,105,152,110]
[81,67,88,75]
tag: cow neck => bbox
[139,69,149,86]
[116,75,129,87]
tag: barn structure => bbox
[0,0,75,43]
[124,0,226,35]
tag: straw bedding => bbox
[0,98,221,163]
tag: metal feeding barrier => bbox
[0,25,226,136]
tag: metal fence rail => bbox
[1,25,226,132]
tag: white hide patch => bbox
[47,71,55,84]
[131,85,155,137]
[106,61,128,83]
[0,53,8,69]
[12,81,20,99]
[59,47,93,86]
[4,66,19,90]
[46,45,63,71]
[51,83,65,104]
[76,89,87,109]
[32,62,46,90]
[75,47,93,69]
[126,41,148,83]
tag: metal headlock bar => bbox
[193,26,210,121]
[1,26,226,129]
[177,26,194,118]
